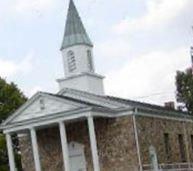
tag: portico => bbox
[3,110,101,171]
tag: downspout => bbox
[133,108,143,171]
[182,116,190,164]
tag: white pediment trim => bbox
[3,92,87,126]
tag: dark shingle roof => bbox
[106,96,189,115]
[58,88,189,116]
[50,93,103,107]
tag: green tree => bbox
[176,68,193,115]
[0,77,27,170]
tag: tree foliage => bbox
[0,77,27,170]
[176,68,193,115]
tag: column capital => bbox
[29,127,36,131]
[87,114,93,119]
[5,132,11,136]
[58,120,64,125]
[5,132,14,136]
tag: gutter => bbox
[0,106,133,133]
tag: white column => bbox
[30,128,41,171]
[87,116,100,171]
[6,133,16,171]
[59,121,70,171]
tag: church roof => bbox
[61,0,93,50]
[59,88,189,117]
[0,88,191,132]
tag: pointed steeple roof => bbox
[61,0,93,50]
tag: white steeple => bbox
[57,0,105,95]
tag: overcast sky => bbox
[0,0,193,106]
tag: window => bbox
[67,51,76,72]
[87,50,94,72]
[69,142,86,171]
[164,133,170,159]
[39,99,45,110]
[191,135,193,152]
[178,134,186,162]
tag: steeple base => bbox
[57,72,105,95]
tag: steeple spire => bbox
[61,0,93,50]
[58,0,104,95]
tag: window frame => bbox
[87,50,94,72]
[191,135,193,153]
[67,50,76,72]
[164,133,170,160]
[178,134,186,162]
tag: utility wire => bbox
[132,91,175,100]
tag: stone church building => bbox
[1,0,193,171]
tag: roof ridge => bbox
[37,91,190,115]
[45,91,107,108]
[106,95,189,115]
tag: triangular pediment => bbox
[5,92,86,125]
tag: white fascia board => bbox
[3,108,92,134]
[94,106,193,122]
[133,108,193,123]
[2,107,134,134]
[92,110,134,118]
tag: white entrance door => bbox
[69,142,86,171]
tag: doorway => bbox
[68,142,87,171]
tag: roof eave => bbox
[1,106,134,133]
[134,106,192,120]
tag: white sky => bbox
[0,0,193,106]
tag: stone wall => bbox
[67,120,93,171]
[19,133,35,171]
[136,115,193,165]
[185,122,193,161]
[37,127,63,171]
[19,127,64,171]
[19,115,193,171]
[95,117,139,171]
[19,116,139,171]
